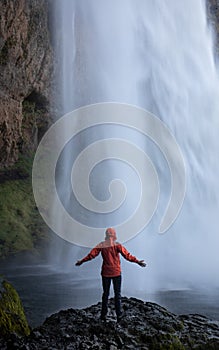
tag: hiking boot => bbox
[117,314,123,323]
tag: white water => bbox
[51,0,219,293]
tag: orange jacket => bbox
[81,240,139,277]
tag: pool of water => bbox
[1,260,219,328]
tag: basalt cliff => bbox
[0,0,53,168]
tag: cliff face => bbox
[0,0,53,168]
[0,0,53,258]
[206,0,219,57]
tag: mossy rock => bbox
[0,277,30,336]
[0,154,48,258]
[147,333,185,350]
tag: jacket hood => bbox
[105,227,117,241]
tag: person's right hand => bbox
[138,260,146,267]
[75,260,83,266]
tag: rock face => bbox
[0,0,54,258]
[206,0,219,58]
[0,277,30,337]
[0,0,53,168]
[1,297,219,349]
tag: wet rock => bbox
[206,0,219,58]
[1,296,219,349]
[0,0,53,168]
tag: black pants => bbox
[101,275,122,318]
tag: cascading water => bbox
[51,0,219,294]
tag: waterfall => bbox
[48,0,219,293]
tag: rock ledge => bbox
[1,297,219,349]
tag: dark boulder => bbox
[1,296,219,349]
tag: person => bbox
[75,227,146,322]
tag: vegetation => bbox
[0,277,30,336]
[0,91,51,259]
[0,154,48,259]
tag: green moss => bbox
[22,95,47,121]
[21,95,49,151]
[142,333,185,350]
[0,155,48,258]
[21,100,38,150]
[22,99,39,122]
[0,279,30,336]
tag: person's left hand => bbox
[138,260,146,267]
[75,260,83,266]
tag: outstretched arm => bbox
[75,245,101,266]
[118,244,146,267]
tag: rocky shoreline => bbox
[1,297,219,349]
